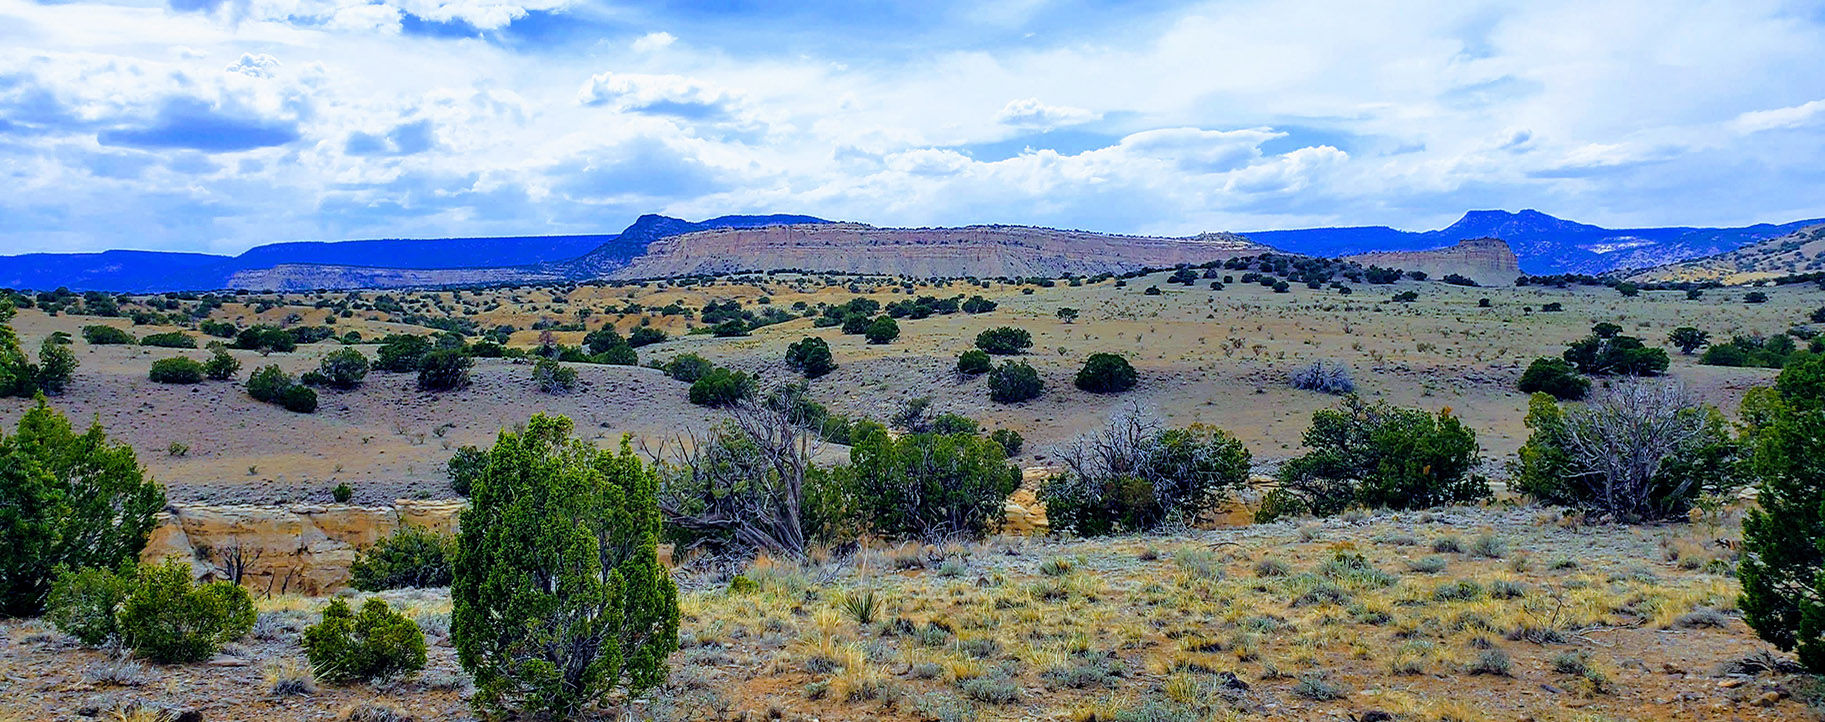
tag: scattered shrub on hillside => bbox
[279,384,319,413]
[148,357,204,384]
[116,561,256,663]
[655,395,837,557]
[844,421,1021,539]
[956,349,992,375]
[416,349,472,391]
[532,358,578,394]
[627,327,668,347]
[203,349,241,380]
[1701,334,1804,369]
[1669,327,1711,355]
[233,325,296,354]
[82,325,135,345]
[373,334,432,372]
[1517,357,1590,401]
[1746,291,1770,304]
[1075,353,1138,393]
[47,565,135,646]
[1442,274,1478,287]
[333,482,353,502]
[1043,405,1252,536]
[864,315,900,344]
[0,400,165,616]
[785,336,836,378]
[138,331,195,349]
[664,353,714,382]
[314,348,370,389]
[446,446,485,496]
[452,414,679,718]
[1563,323,1669,376]
[1269,396,1485,519]
[247,364,294,403]
[303,597,427,683]
[350,526,454,591]
[1288,360,1355,395]
[976,327,1033,355]
[689,367,755,407]
[1741,355,1825,671]
[989,428,1023,456]
[1514,384,1738,523]
[34,338,76,395]
[988,361,1043,403]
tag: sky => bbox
[2,0,1824,255]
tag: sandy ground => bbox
[3,273,1802,504]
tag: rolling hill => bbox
[1625,224,1825,285]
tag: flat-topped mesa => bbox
[1340,237,1522,287]
[608,223,1270,279]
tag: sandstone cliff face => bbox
[1341,237,1521,286]
[610,223,1269,279]
[141,500,464,595]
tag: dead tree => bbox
[1554,381,1729,521]
[651,386,822,559]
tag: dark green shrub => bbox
[1562,324,1669,376]
[350,526,453,591]
[203,349,241,380]
[278,385,318,413]
[1741,354,1825,671]
[628,327,668,347]
[840,313,870,335]
[1043,412,1251,535]
[989,429,1023,456]
[595,343,638,366]
[232,325,296,353]
[931,412,979,436]
[139,331,195,349]
[374,334,432,372]
[303,597,427,683]
[116,561,255,663]
[1669,327,1710,355]
[957,349,991,375]
[689,367,754,407]
[785,337,836,377]
[34,337,76,395]
[533,358,578,394]
[447,446,485,496]
[47,565,134,646]
[246,364,293,403]
[1746,291,1769,304]
[0,400,165,616]
[1273,396,1485,518]
[1517,357,1589,401]
[1700,335,1803,369]
[844,421,1021,539]
[1074,353,1137,393]
[664,353,713,382]
[976,327,1033,355]
[864,315,900,344]
[583,327,627,356]
[315,348,369,389]
[333,482,353,502]
[148,357,204,384]
[452,414,678,718]
[987,361,1043,403]
[82,325,134,345]
[416,350,472,391]
[1513,388,1739,521]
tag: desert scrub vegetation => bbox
[47,560,256,663]
[987,360,1043,403]
[246,364,318,413]
[974,326,1033,355]
[1074,352,1138,393]
[1042,404,1251,536]
[1287,359,1355,395]
[1741,354,1825,671]
[531,356,579,394]
[147,356,204,384]
[302,597,427,683]
[0,398,165,616]
[0,303,79,396]
[1262,395,1485,520]
[452,413,679,718]
[349,525,455,591]
[1513,383,1740,522]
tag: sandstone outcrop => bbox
[611,223,1269,279]
[1341,237,1522,287]
[140,500,465,595]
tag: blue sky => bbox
[1,0,1823,254]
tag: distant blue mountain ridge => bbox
[2,209,1818,292]
[0,213,827,292]
[1245,209,1825,275]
